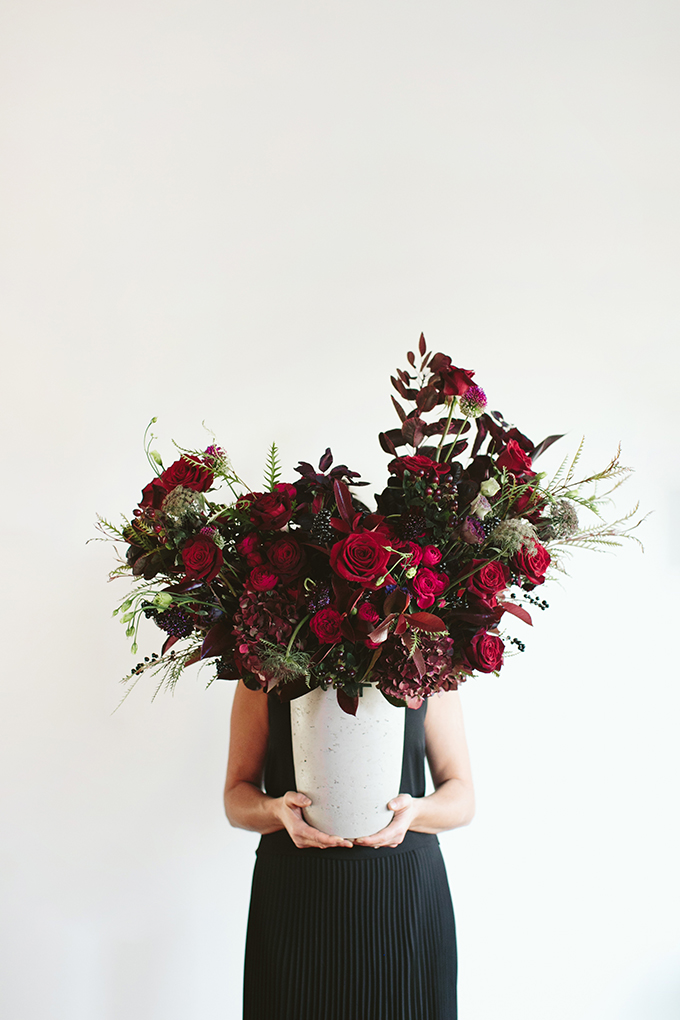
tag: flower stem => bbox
[444,415,470,462]
[285,614,310,658]
[435,398,457,462]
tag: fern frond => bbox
[263,442,282,491]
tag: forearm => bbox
[409,778,475,834]
[224,781,285,835]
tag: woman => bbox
[224,679,475,1020]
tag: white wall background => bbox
[1,1,679,1018]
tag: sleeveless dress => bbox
[243,694,458,1020]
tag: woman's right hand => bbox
[275,791,354,849]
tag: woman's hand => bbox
[353,794,419,848]
[275,791,354,850]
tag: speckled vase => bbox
[290,685,406,839]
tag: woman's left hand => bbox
[352,794,419,848]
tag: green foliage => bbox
[263,442,282,491]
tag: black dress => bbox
[243,694,458,1020]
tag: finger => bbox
[286,791,312,808]
[296,821,353,848]
[387,794,412,812]
[354,822,406,847]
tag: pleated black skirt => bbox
[243,840,457,1020]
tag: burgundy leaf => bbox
[333,478,355,525]
[412,647,426,677]
[530,434,565,461]
[337,689,359,716]
[200,618,231,659]
[397,367,413,384]
[407,351,416,367]
[407,611,448,632]
[367,614,397,644]
[391,375,409,399]
[394,614,409,636]
[500,602,533,626]
[161,634,180,655]
[318,447,334,472]
[378,431,398,455]
[471,417,488,458]
[391,395,407,422]
[415,385,439,413]
[384,589,410,615]
[401,417,426,448]
[418,332,426,356]
[340,618,357,641]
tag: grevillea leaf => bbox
[337,688,358,716]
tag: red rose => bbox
[309,607,343,644]
[511,541,550,588]
[330,533,392,589]
[429,353,476,396]
[249,565,279,591]
[267,537,305,577]
[388,454,451,482]
[466,630,504,672]
[421,545,442,567]
[411,567,450,609]
[181,536,223,582]
[246,491,293,530]
[467,560,510,604]
[161,457,214,493]
[357,602,380,625]
[237,534,259,556]
[406,542,423,565]
[274,482,297,499]
[496,440,534,475]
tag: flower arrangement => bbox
[96,334,643,713]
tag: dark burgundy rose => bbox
[512,487,544,522]
[248,565,279,591]
[467,560,510,605]
[139,476,168,509]
[267,537,305,577]
[330,532,392,589]
[161,457,214,493]
[236,533,264,567]
[496,440,534,475]
[309,607,343,643]
[388,455,451,482]
[511,541,551,588]
[181,536,223,582]
[411,567,449,609]
[274,482,297,499]
[466,630,504,672]
[429,353,476,396]
[246,491,293,530]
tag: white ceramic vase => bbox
[289,684,406,839]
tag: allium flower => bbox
[488,518,538,555]
[458,385,488,418]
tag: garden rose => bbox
[496,439,534,475]
[181,535,223,582]
[466,560,510,605]
[267,537,305,577]
[246,491,293,530]
[309,607,343,643]
[388,455,451,482]
[139,476,168,509]
[511,540,551,588]
[330,532,392,588]
[466,630,504,672]
[161,457,214,492]
[429,353,476,396]
[421,545,442,567]
[411,567,449,608]
[357,602,380,625]
[406,542,423,565]
[248,565,279,591]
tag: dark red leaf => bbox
[391,375,409,399]
[337,689,359,716]
[318,447,333,472]
[407,351,416,367]
[395,614,408,635]
[408,611,448,632]
[340,618,357,641]
[397,367,413,384]
[161,634,180,655]
[500,602,533,626]
[333,478,354,525]
[401,417,426,448]
[471,417,488,458]
[530,434,565,462]
[384,589,410,615]
[412,647,426,677]
[415,385,439,413]
[367,614,397,644]
[391,395,407,422]
[418,332,426,356]
[378,431,398,455]
[201,618,231,659]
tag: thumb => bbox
[287,791,312,807]
[388,794,412,812]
